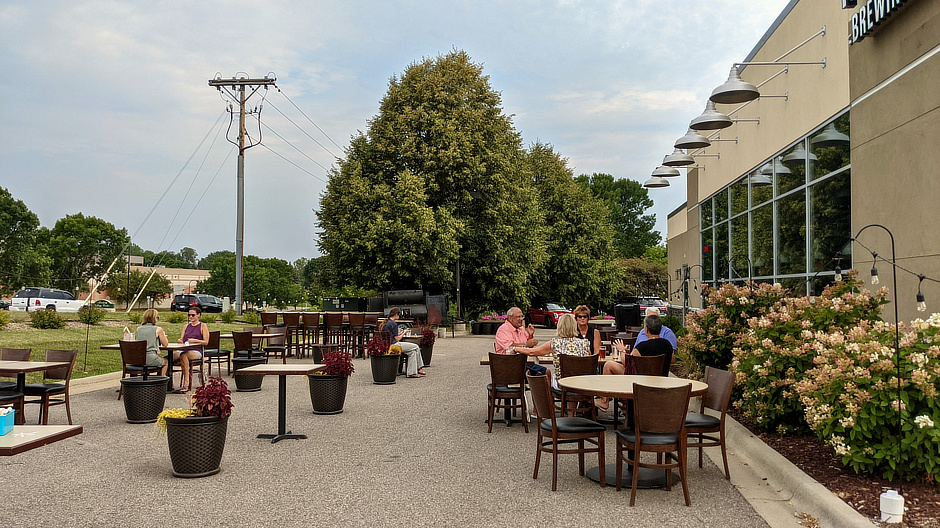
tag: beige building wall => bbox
[848,0,940,322]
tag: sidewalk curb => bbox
[710,412,875,528]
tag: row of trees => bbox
[316,50,665,317]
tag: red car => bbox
[527,302,571,328]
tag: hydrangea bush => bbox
[797,315,940,481]
[732,274,887,433]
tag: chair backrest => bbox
[302,312,320,327]
[363,312,379,325]
[633,382,691,435]
[243,326,263,346]
[1,347,31,361]
[702,366,735,413]
[488,352,527,387]
[625,326,644,335]
[206,330,221,350]
[558,353,599,378]
[43,349,78,382]
[348,312,366,327]
[626,354,665,376]
[260,312,278,326]
[325,312,344,328]
[232,331,254,353]
[282,312,300,326]
[266,326,287,346]
[526,372,556,422]
[119,340,148,367]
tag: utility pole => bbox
[208,74,276,314]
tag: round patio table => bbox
[558,374,708,488]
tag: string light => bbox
[871,265,880,285]
[834,264,843,282]
[917,275,927,312]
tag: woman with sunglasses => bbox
[175,306,208,392]
[572,305,601,356]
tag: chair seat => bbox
[0,381,17,391]
[0,390,24,402]
[486,383,522,394]
[263,346,286,354]
[234,350,264,357]
[685,412,720,429]
[125,365,162,373]
[23,383,66,395]
[616,429,679,446]
[203,349,231,357]
[541,416,606,434]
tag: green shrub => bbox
[30,309,67,329]
[242,311,261,325]
[129,312,142,324]
[0,310,9,328]
[220,310,236,323]
[661,315,686,337]
[201,314,217,324]
[797,315,940,481]
[166,311,186,324]
[78,305,106,325]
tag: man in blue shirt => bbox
[385,307,426,378]
[633,307,678,350]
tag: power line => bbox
[258,142,329,183]
[272,85,344,154]
[259,119,332,176]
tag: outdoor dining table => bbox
[101,342,188,392]
[0,424,83,456]
[234,363,325,443]
[557,374,708,488]
[0,360,70,425]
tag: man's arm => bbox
[662,327,678,350]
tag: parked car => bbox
[170,294,223,313]
[637,296,667,314]
[10,287,85,312]
[527,302,571,328]
[0,299,10,310]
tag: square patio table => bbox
[235,363,325,443]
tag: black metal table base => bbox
[257,432,307,444]
[586,464,679,488]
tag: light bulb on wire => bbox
[834,265,842,282]
[917,275,927,312]
[871,265,880,285]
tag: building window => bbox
[698,110,851,294]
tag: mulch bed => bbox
[731,412,939,527]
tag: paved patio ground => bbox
[2,329,835,527]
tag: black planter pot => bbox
[370,354,400,384]
[471,321,481,335]
[308,375,348,414]
[232,357,267,392]
[419,344,433,366]
[120,376,170,423]
[164,415,228,478]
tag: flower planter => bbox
[164,415,228,478]
[308,375,348,414]
[232,357,267,392]
[120,376,170,423]
[370,354,400,384]
[419,344,433,367]
[471,321,482,335]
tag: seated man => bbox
[596,314,674,410]
[494,307,538,354]
[633,307,678,351]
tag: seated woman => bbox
[595,313,674,410]
[572,305,601,356]
[137,308,169,375]
[385,307,426,378]
[513,313,590,380]
[175,306,208,392]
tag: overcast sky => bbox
[0,0,790,264]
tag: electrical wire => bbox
[259,119,332,175]
[258,143,329,183]
[273,85,344,153]
[266,99,341,160]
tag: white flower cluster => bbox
[915,415,935,429]
[830,435,851,456]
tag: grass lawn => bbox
[0,310,249,381]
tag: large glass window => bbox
[810,113,850,181]
[715,223,729,281]
[751,169,772,206]
[776,152,804,196]
[730,178,748,217]
[777,189,806,275]
[752,203,773,276]
[810,171,851,271]
[702,229,714,282]
[731,215,749,278]
[701,198,713,229]
[715,189,729,223]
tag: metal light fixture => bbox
[674,129,711,149]
[811,122,850,147]
[749,173,772,187]
[760,159,791,175]
[690,100,732,131]
[917,275,927,311]
[710,66,760,104]
[782,143,818,165]
[652,165,681,178]
[643,176,670,188]
[663,149,695,167]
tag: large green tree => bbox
[198,252,302,309]
[575,173,661,258]
[526,143,620,309]
[0,187,51,294]
[47,213,128,291]
[317,50,546,315]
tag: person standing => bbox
[494,307,538,354]
[386,307,426,378]
[175,306,208,392]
